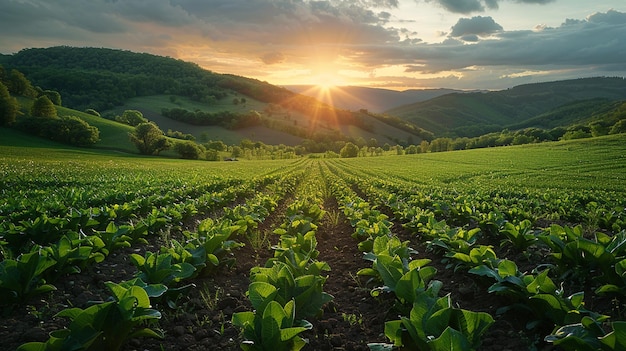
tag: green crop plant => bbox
[447,245,498,272]
[268,231,327,276]
[420,215,481,254]
[161,239,207,273]
[250,261,333,320]
[373,281,494,351]
[130,251,196,286]
[540,226,626,284]
[184,218,244,274]
[500,219,539,251]
[545,317,626,351]
[477,210,507,237]
[43,234,105,281]
[597,258,626,296]
[358,238,435,307]
[232,283,312,351]
[0,250,57,306]
[94,222,133,256]
[469,259,598,329]
[18,280,163,351]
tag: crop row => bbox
[233,163,332,350]
[14,165,304,350]
[320,161,495,350]
[324,159,626,349]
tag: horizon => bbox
[1,1,625,91]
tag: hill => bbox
[285,85,461,112]
[2,47,430,146]
[386,77,626,137]
[509,99,626,130]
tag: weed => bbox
[246,229,271,251]
[341,312,363,326]
[326,209,341,227]
[199,284,222,310]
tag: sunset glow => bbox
[1,1,625,90]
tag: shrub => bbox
[173,141,205,160]
[15,115,100,146]
[85,108,101,117]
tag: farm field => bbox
[2,134,626,351]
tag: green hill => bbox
[509,99,626,130]
[386,77,626,137]
[2,46,428,146]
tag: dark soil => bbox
[2,195,622,351]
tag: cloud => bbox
[449,16,503,38]
[426,0,486,14]
[0,1,623,90]
[425,0,555,14]
[340,8,626,89]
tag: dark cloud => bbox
[449,16,503,38]
[426,0,555,14]
[427,0,485,14]
[341,8,626,89]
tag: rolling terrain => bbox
[1,47,428,146]
[285,85,462,112]
[386,77,626,137]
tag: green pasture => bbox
[2,128,625,194]
[337,134,626,192]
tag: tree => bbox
[340,142,359,158]
[129,122,170,155]
[609,119,626,134]
[0,81,19,126]
[205,149,220,161]
[31,95,57,118]
[173,141,204,159]
[231,146,243,158]
[405,145,418,154]
[55,116,100,146]
[206,140,227,151]
[41,90,62,106]
[116,110,147,126]
[8,69,37,97]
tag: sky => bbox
[1,0,625,91]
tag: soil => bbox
[1,194,622,351]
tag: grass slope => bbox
[104,94,422,146]
[286,85,461,112]
[16,97,137,153]
[103,95,306,146]
[341,133,626,192]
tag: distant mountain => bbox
[386,77,626,137]
[285,85,462,112]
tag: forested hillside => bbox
[387,77,626,137]
[1,47,292,111]
[1,47,433,145]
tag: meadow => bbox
[1,134,626,351]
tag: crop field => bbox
[2,134,626,351]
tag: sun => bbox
[312,72,344,92]
[316,81,336,92]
